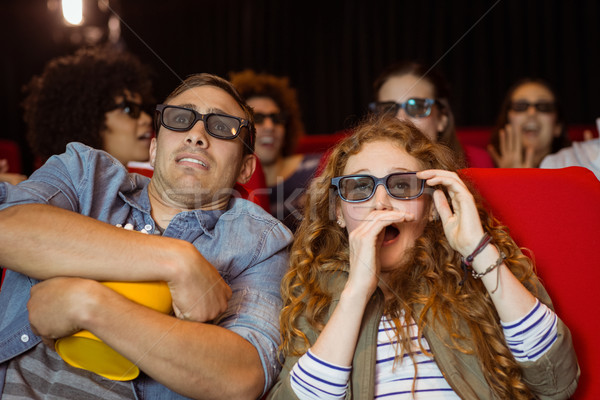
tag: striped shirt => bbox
[290,299,556,399]
[3,343,134,400]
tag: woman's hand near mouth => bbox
[346,210,415,300]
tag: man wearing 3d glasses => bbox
[0,73,292,399]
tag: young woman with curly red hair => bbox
[268,115,578,399]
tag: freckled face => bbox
[338,140,430,272]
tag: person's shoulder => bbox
[572,138,600,160]
[64,141,101,155]
[223,198,293,238]
[226,197,283,223]
[541,139,600,169]
[61,142,142,188]
[285,152,323,180]
[64,142,123,166]
[540,148,574,168]
[300,152,323,167]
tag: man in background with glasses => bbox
[0,73,292,399]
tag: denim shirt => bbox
[0,142,293,399]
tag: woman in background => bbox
[488,78,570,168]
[369,61,494,168]
[22,44,155,168]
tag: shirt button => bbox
[21,334,29,343]
[144,224,152,231]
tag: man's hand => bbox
[166,244,232,322]
[27,277,97,348]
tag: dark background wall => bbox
[1,0,599,174]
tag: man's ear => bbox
[236,154,256,185]
[149,138,158,167]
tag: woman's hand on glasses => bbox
[417,170,485,259]
[487,124,535,168]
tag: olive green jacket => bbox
[267,271,579,400]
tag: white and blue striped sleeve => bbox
[289,349,351,400]
[501,299,558,362]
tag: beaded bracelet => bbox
[471,250,507,279]
[461,233,492,267]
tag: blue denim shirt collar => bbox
[117,184,226,240]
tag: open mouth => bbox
[522,122,540,136]
[138,132,153,140]
[179,158,206,167]
[383,225,400,244]
[258,136,275,145]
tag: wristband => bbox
[461,233,492,267]
[471,250,507,279]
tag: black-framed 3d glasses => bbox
[253,112,288,125]
[331,172,425,202]
[509,101,556,113]
[154,104,249,140]
[368,98,437,118]
[112,100,151,119]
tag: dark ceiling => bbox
[2,0,599,173]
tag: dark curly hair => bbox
[229,69,305,157]
[22,44,154,161]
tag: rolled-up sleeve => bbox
[519,280,580,399]
[0,142,136,215]
[0,143,95,211]
[215,221,292,395]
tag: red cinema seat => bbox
[460,166,600,399]
[243,158,270,212]
[295,131,350,155]
[0,139,22,173]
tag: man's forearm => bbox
[0,204,190,282]
[82,282,264,399]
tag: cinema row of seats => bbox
[2,126,599,398]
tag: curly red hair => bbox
[280,114,537,398]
